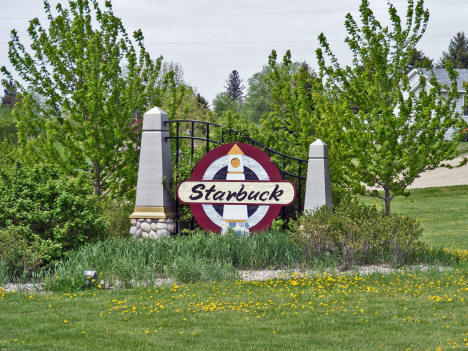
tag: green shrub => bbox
[289,198,424,268]
[0,162,109,264]
[101,199,134,238]
[0,226,44,280]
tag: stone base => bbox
[129,218,176,239]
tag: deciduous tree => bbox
[1,0,182,198]
[316,0,465,214]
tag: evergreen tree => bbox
[1,80,18,108]
[438,32,468,68]
[196,93,209,110]
[224,70,244,102]
[408,48,433,70]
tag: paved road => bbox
[408,155,468,189]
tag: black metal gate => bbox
[165,119,307,233]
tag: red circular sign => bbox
[178,143,295,234]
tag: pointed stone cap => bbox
[142,107,169,131]
[309,139,328,159]
[227,144,245,155]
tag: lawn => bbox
[1,185,468,350]
[1,269,467,350]
[360,185,468,250]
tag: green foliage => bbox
[438,31,468,68]
[0,226,44,281]
[241,65,273,122]
[360,185,468,250]
[0,162,108,264]
[212,92,241,115]
[315,0,466,214]
[290,198,424,268]
[260,50,317,161]
[0,106,17,143]
[101,199,134,238]
[1,0,183,199]
[46,231,302,291]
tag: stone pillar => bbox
[130,107,176,239]
[304,139,332,212]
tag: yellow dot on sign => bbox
[231,158,240,168]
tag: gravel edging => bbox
[239,264,450,281]
[1,264,451,293]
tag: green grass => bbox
[1,269,467,350]
[360,185,468,249]
[457,141,468,156]
[1,186,467,349]
[45,231,302,291]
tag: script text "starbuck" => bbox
[177,181,295,205]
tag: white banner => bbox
[177,181,295,205]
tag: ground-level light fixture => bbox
[84,270,98,281]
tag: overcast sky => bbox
[0,0,467,104]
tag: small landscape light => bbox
[84,270,98,281]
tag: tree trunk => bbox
[384,186,391,215]
[92,162,101,196]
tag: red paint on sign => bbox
[177,143,296,234]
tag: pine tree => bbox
[1,80,18,108]
[408,48,433,71]
[438,32,468,68]
[224,70,244,102]
[196,93,209,109]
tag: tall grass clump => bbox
[290,198,428,269]
[46,230,302,291]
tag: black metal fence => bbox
[165,119,307,232]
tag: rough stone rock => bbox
[130,219,137,226]
[149,230,158,239]
[141,231,149,239]
[156,229,168,237]
[136,221,141,229]
[168,223,176,233]
[141,222,151,232]
[145,218,152,223]
[156,222,167,230]
[159,219,166,223]
[151,222,158,231]
[129,226,137,235]
[135,229,142,238]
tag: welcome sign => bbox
[177,143,296,234]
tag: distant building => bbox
[407,68,468,140]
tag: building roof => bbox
[419,68,468,91]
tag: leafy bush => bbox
[101,199,134,238]
[289,198,424,268]
[0,162,108,265]
[0,226,44,281]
